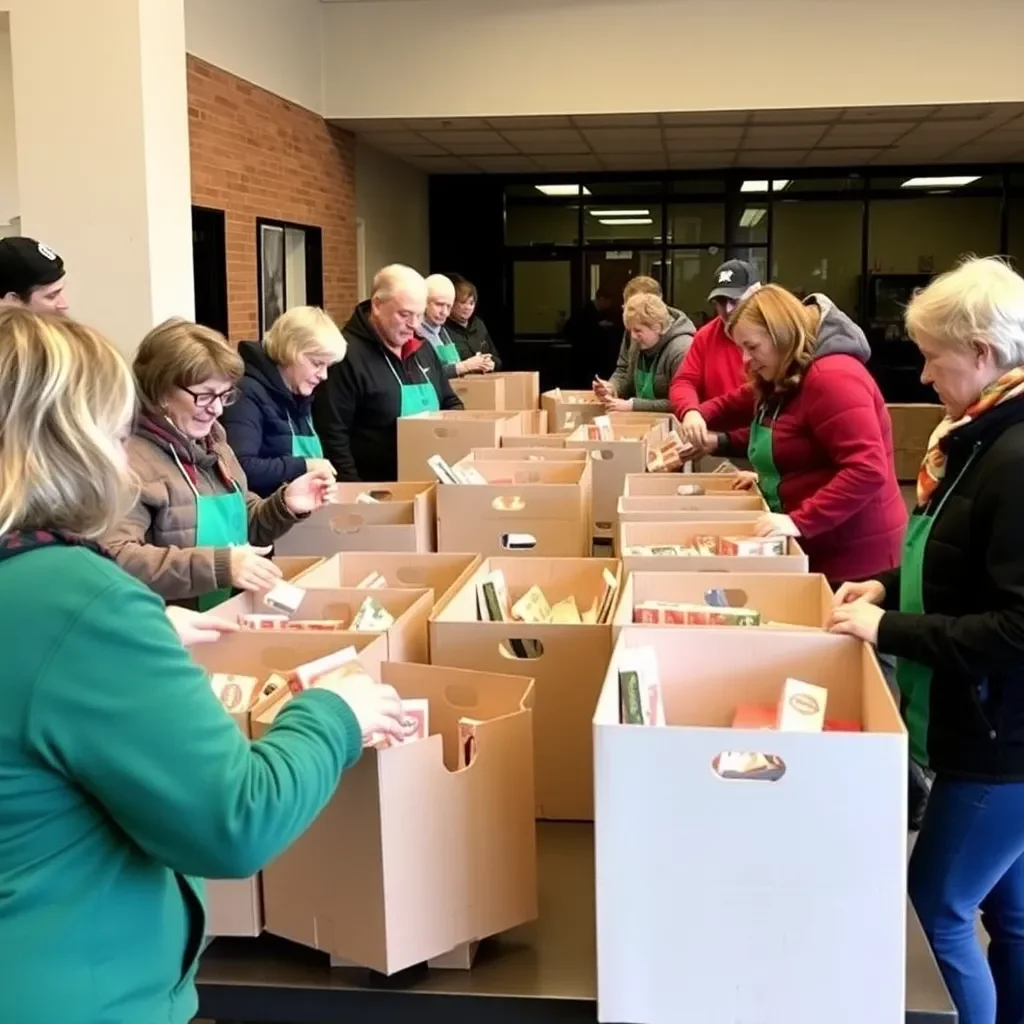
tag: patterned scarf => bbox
[917,366,1024,505]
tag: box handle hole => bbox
[493,496,526,512]
[500,532,536,549]
[498,639,544,660]
[711,752,787,782]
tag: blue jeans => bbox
[909,778,1024,1024]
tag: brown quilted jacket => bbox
[102,412,299,605]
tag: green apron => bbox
[288,415,323,458]
[747,405,783,513]
[387,356,440,416]
[634,357,656,401]
[897,452,977,767]
[173,449,248,612]
[435,328,460,367]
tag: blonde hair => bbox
[624,293,672,333]
[263,306,346,367]
[728,284,821,400]
[0,308,137,539]
[134,318,243,408]
[906,256,1024,368]
[623,275,662,302]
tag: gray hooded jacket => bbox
[610,306,696,412]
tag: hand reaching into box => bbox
[313,669,407,749]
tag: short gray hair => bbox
[906,257,1024,368]
[372,264,427,303]
[425,273,455,301]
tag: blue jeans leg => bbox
[908,778,1024,1024]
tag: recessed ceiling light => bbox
[901,175,980,189]
[535,184,592,196]
[740,179,790,193]
[739,208,767,228]
[598,218,654,225]
[587,209,650,217]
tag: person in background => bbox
[103,319,336,610]
[313,265,463,482]
[564,285,621,385]
[680,284,905,587]
[669,259,761,422]
[419,273,493,380]
[222,306,346,497]
[830,258,1024,1024]
[0,236,69,314]
[593,293,694,413]
[446,273,503,371]
[0,307,407,1024]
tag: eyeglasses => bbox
[181,385,240,409]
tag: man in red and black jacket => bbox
[669,259,760,417]
[313,265,463,481]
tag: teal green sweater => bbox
[0,545,362,1024]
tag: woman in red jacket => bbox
[680,284,906,585]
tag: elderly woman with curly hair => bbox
[832,257,1024,1024]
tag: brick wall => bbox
[187,56,357,340]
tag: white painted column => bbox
[8,0,194,353]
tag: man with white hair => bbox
[313,264,463,480]
[418,273,494,380]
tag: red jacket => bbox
[669,316,746,413]
[699,298,906,584]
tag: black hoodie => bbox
[220,340,316,497]
[313,301,463,481]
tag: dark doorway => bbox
[192,206,229,336]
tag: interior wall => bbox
[0,15,18,232]
[355,141,430,294]
[183,0,323,114]
[322,0,1024,118]
[188,56,357,340]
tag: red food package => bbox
[825,718,862,732]
[731,704,777,730]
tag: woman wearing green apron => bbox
[104,319,337,610]
[223,306,347,498]
[830,257,1024,1024]
[593,292,694,414]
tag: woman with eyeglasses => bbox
[103,319,336,610]
[222,307,347,497]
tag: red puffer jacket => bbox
[697,295,907,584]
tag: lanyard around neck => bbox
[168,442,239,501]
[383,350,429,389]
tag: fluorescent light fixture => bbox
[901,175,980,189]
[739,208,767,228]
[598,218,653,225]
[535,184,592,196]
[587,208,650,217]
[740,179,790,193]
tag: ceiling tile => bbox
[499,129,590,154]
[443,138,519,156]
[930,103,1001,121]
[571,113,660,128]
[870,144,950,163]
[372,141,448,157]
[806,148,884,166]
[842,105,937,121]
[402,117,492,132]
[949,141,1024,161]
[599,153,668,170]
[898,122,987,142]
[418,129,507,146]
[669,152,735,169]
[328,117,405,132]
[664,126,744,146]
[820,122,917,145]
[990,115,1024,135]
[409,156,478,173]
[582,128,664,150]
[531,154,604,172]
[485,115,574,129]
[466,155,541,172]
[355,130,420,145]
[734,149,810,167]
[660,111,749,126]
[750,108,841,124]
[742,125,828,148]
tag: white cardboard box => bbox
[593,628,907,1024]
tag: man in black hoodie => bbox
[313,265,463,481]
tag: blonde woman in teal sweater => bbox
[0,308,407,1024]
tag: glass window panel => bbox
[728,246,769,286]
[773,200,863,314]
[870,173,1002,192]
[732,202,768,244]
[868,197,1001,275]
[513,260,572,335]
[585,180,665,197]
[584,203,662,242]
[284,228,307,308]
[506,203,579,245]
[670,179,726,195]
[783,175,864,194]
[667,202,725,245]
[584,250,664,304]
[668,249,723,324]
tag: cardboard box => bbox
[208,587,434,663]
[887,403,944,482]
[623,471,753,497]
[502,432,565,449]
[620,520,808,574]
[491,371,540,411]
[468,447,588,464]
[449,375,507,410]
[615,494,766,553]
[194,632,390,938]
[613,571,834,638]
[274,556,325,581]
[293,552,481,613]
[541,389,604,433]
[274,482,437,556]
[430,557,621,820]
[594,628,906,1024]
[398,410,523,481]
[567,421,669,538]
[258,662,538,975]
[437,460,593,558]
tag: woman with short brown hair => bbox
[104,318,335,609]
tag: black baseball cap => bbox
[708,259,760,302]
[0,237,65,298]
